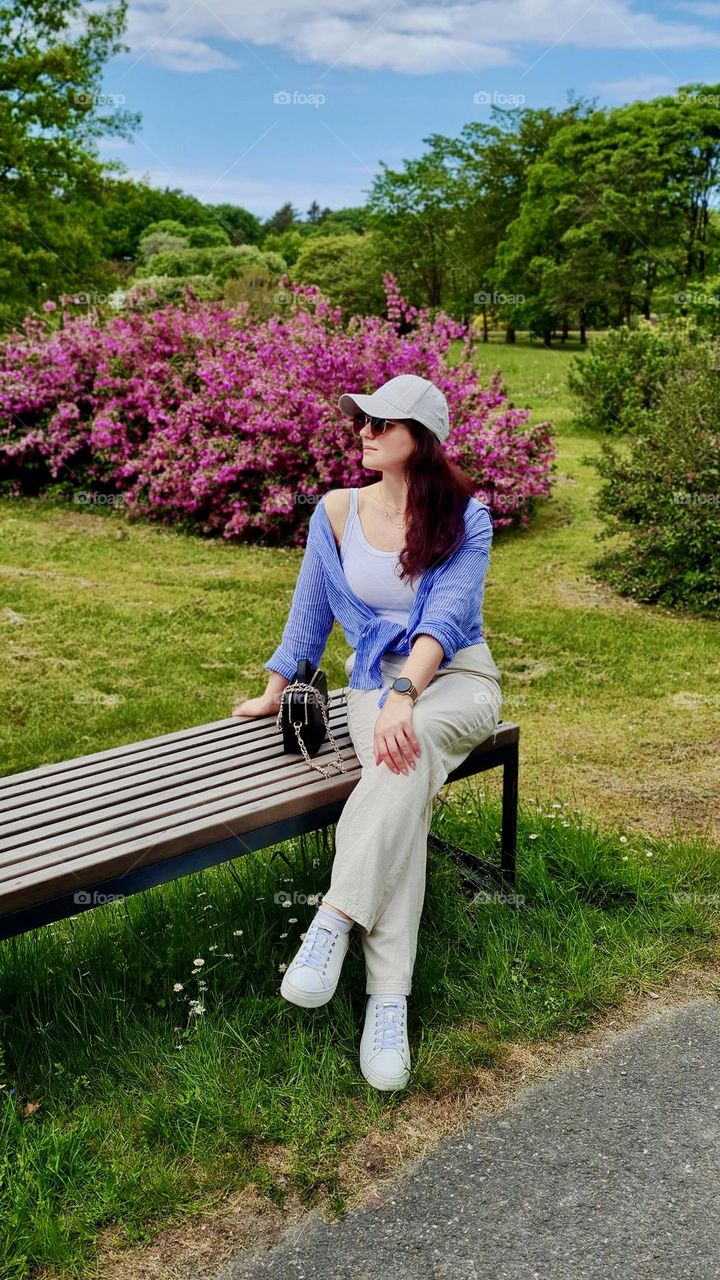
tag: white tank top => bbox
[339,487,419,626]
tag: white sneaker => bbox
[359,995,411,1090]
[280,919,351,1008]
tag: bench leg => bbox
[500,741,519,888]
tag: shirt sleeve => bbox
[406,503,493,665]
[263,506,336,680]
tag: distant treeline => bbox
[1,0,718,337]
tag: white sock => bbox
[369,992,407,1002]
[315,904,354,934]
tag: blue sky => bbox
[97,0,720,220]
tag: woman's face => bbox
[358,418,416,474]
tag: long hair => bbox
[370,418,479,584]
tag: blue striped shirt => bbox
[264,493,493,710]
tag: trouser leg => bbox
[324,645,503,996]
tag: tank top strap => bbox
[340,487,359,557]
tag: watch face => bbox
[392,677,413,692]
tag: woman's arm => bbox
[262,513,335,681]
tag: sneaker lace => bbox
[373,999,406,1051]
[296,923,337,972]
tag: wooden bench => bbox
[0,690,519,942]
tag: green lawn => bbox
[0,339,718,1279]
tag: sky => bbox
[96,0,720,220]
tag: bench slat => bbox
[0,697,518,919]
[0,730,355,853]
[0,712,352,832]
[0,702,350,800]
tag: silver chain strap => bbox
[275,681,350,779]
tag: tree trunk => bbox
[505,325,516,344]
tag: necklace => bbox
[377,483,407,528]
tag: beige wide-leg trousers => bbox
[324,641,503,996]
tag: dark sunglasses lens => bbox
[352,413,387,437]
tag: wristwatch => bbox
[389,676,419,704]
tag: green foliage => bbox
[206,204,263,245]
[676,275,720,336]
[261,228,307,267]
[125,274,221,306]
[567,321,690,434]
[133,244,285,285]
[591,338,720,614]
[96,186,260,262]
[221,262,286,317]
[292,232,387,316]
[0,0,141,330]
[140,219,190,240]
[186,224,231,248]
[137,231,190,261]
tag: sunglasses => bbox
[352,412,401,439]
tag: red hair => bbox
[366,418,479,583]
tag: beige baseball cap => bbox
[338,374,450,443]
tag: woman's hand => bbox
[231,693,281,719]
[373,692,422,774]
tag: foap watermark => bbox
[70,289,127,309]
[674,290,719,306]
[473,90,526,107]
[74,491,126,506]
[675,89,720,107]
[74,91,126,107]
[273,288,296,307]
[273,89,325,108]
[73,690,124,707]
[73,890,125,905]
[673,892,720,905]
[274,890,324,906]
[474,289,525,306]
[470,889,526,906]
[672,491,720,507]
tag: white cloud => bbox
[591,72,678,101]
[118,0,720,76]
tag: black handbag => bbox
[275,659,349,779]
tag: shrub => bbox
[124,275,221,306]
[137,231,190,262]
[567,321,689,434]
[186,224,231,249]
[0,274,556,544]
[293,232,387,317]
[590,338,720,614]
[133,245,286,285]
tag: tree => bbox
[492,86,720,339]
[0,0,141,328]
[263,202,299,234]
[293,232,386,315]
[366,146,466,308]
[205,203,263,246]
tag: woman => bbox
[232,373,503,1092]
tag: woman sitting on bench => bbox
[232,374,503,1093]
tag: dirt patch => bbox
[554,577,642,613]
[82,946,720,1280]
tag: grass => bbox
[0,338,718,1279]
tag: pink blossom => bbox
[0,275,555,543]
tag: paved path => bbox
[219,998,720,1280]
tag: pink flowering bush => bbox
[0,275,555,545]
